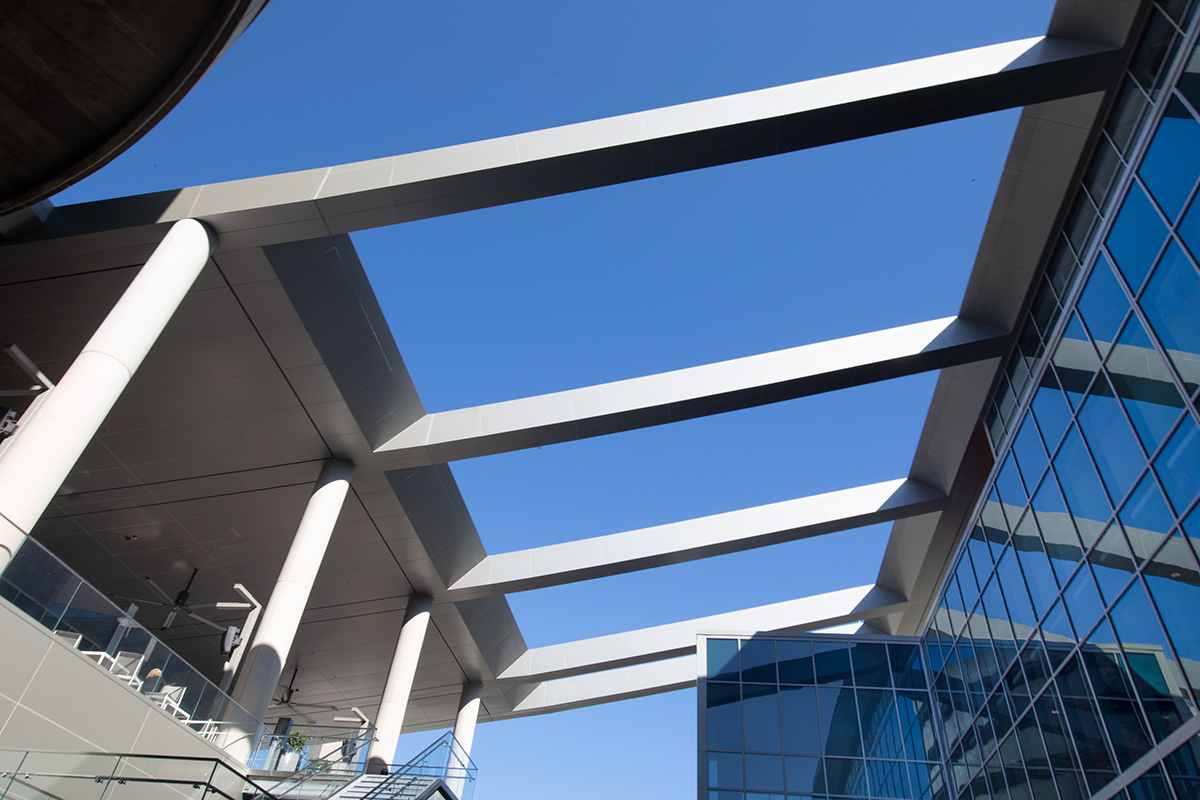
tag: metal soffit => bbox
[0,0,1143,731]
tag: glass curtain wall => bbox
[930,1,1200,798]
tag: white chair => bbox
[109,651,144,689]
[149,685,190,721]
[80,648,117,669]
[53,630,82,648]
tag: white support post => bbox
[0,219,215,570]
[225,458,354,759]
[449,682,482,798]
[367,594,433,773]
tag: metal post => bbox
[367,594,433,773]
[0,219,215,570]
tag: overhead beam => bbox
[504,657,697,718]
[448,479,945,598]
[1,35,1121,266]
[496,585,907,683]
[376,316,1007,465]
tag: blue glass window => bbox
[1154,415,1200,515]
[1078,257,1131,355]
[783,755,823,795]
[743,684,782,753]
[1108,183,1169,291]
[1108,312,1185,453]
[710,638,741,682]
[1140,240,1200,391]
[1077,380,1146,504]
[780,686,822,756]
[1031,368,1074,452]
[1140,98,1200,221]
[1054,425,1113,533]
[1062,566,1106,640]
[1119,474,1175,562]
[709,683,743,751]
[1089,523,1137,604]
[812,642,853,686]
[743,754,784,792]
[709,751,744,790]
[1055,314,1100,408]
[778,641,814,685]
[742,640,778,684]
[850,643,891,689]
[817,687,861,757]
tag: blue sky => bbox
[55,1,1054,796]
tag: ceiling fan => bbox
[274,667,342,713]
[120,567,252,631]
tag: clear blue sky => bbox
[55,1,1054,796]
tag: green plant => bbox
[285,729,309,752]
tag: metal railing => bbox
[0,749,277,800]
[0,537,266,757]
[361,734,476,800]
[248,727,377,799]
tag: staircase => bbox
[332,774,443,800]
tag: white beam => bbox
[378,317,1006,465]
[498,585,907,683]
[450,479,944,597]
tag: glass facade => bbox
[702,636,947,800]
[701,3,1200,799]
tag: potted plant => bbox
[285,729,310,753]
[276,729,309,771]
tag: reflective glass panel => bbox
[1108,312,1185,453]
[817,687,861,757]
[784,756,823,795]
[778,640,815,685]
[781,686,822,756]
[743,684,782,753]
[1078,257,1130,356]
[744,754,785,792]
[709,751,744,789]
[1108,183,1168,291]
[1120,474,1176,563]
[812,642,853,686]
[742,639,779,684]
[1054,425,1113,534]
[1140,98,1200,221]
[710,639,741,682]
[1140,239,1200,390]
[1154,415,1200,515]
[1031,368,1074,453]
[1077,380,1146,503]
[851,644,891,689]
[709,682,744,751]
[1055,315,1100,408]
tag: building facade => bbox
[701,1,1200,798]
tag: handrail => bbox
[359,733,476,800]
[0,748,278,800]
[251,726,377,800]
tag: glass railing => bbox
[0,537,266,758]
[362,733,477,800]
[0,748,278,800]
[249,725,375,774]
[247,726,376,799]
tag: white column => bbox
[230,458,354,726]
[367,594,433,773]
[448,682,482,798]
[0,219,215,569]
